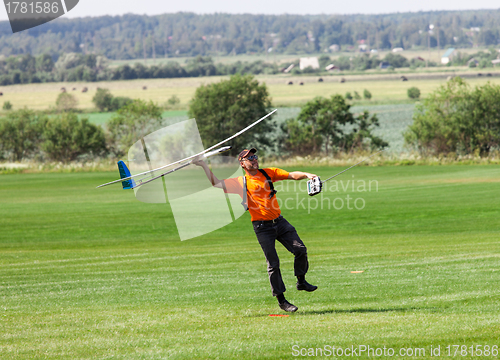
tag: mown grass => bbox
[1,165,500,359]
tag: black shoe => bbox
[296,280,318,292]
[279,300,298,312]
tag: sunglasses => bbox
[243,155,258,161]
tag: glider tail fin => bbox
[117,161,136,189]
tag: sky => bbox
[1,0,499,22]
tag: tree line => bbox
[1,75,499,163]
[0,53,282,85]
[0,75,387,162]
[2,48,500,86]
[0,11,500,59]
[0,99,165,162]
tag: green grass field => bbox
[81,110,189,126]
[1,165,500,359]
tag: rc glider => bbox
[97,109,277,190]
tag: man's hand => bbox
[192,158,206,167]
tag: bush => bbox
[407,87,421,99]
[280,95,387,156]
[41,112,107,162]
[56,92,78,112]
[3,101,12,110]
[164,95,181,110]
[92,88,114,112]
[167,95,180,106]
[404,77,500,156]
[302,66,318,74]
[188,74,273,156]
[110,96,133,111]
[0,109,48,161]
[478,59,490,69]
[345,92,353,100]
[363,89,372,100]
[353,91,361,100]
[383,53,410,68]
[107,99,163,156]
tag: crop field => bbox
[1,73,500,111]
[1,165,500,359]
[109,48,484,68]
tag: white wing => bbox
[96,109,277,188]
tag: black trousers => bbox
[253,216,309,297]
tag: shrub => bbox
[382,53,410,68]
[363,89,372,100]
[0,109,48,161]
[404,77,500,156]
[56,92,78,112]
[353,91,361,100]
[188,74,273,155]
[3,101,12,110]
[407,87,421,99]
[110,96,133,111]
[167,95,180,106]
[92,88,114,112]
[280,95,387,156]
[107,99,163,156]
[41,112,107,162]
[345,92,353,100]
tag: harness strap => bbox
[241,169,277,211]
[241,175,248,211]
[258,169,277,199]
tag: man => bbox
[194,148,318,312]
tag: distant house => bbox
[379,61,391,69]
[468,58,479,67]
[441,48,455,64]
[329,44,340,52]
[283,64,294,73]
[325,64,340,71]
[300,57,320,70]
[392,47,404,53]
[491,59,500,66]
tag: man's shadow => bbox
[247,306,439,317]
[297,307,429,316]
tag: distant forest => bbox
[0,10,499,59]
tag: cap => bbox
[238,148,257,161]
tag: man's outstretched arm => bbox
[288,171,317,180]
[192,160,224,189]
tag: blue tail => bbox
[117,161,136,189]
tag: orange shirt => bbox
[223,167,289,221]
